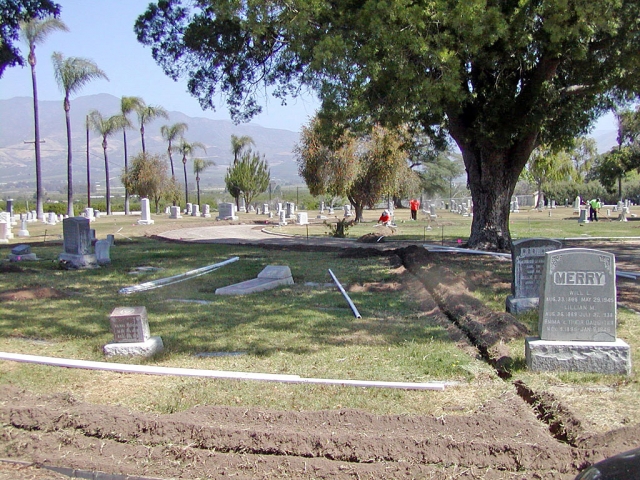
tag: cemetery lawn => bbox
[1,214,640,479]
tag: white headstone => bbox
[138,198,155,225]
[84,207,95,222]
[17,218,29,237]
[95,239,111,265]
[191,204,200,216]
[0,222,8,244]
[279,210,287,225]
[263,203,269,214]
[202,204,211,218]
[297,212,309,225]
[169,205,182,219]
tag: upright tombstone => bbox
[58,217,97,268]
[320,201,325,214]
[279,210,287,225]
[103,306,164,357]
[286,202,295,219]
[574,196,581,213]
[0,221,9,244]
[297,212,309,225]
[263,203,269,215]
[526,248,631,375]
[186,203,193,215]
[578,208,589,224]
[84,207,95,222]
[239,197,247,213]
[5,199,13,219]
[343,204,352,217]
[217,202,238,220]
[169,205,182,219]
[506,238,562,314]
[202,204,211,218]
[137,198,155,225]
[17,218,30,237]
[191,204,200,216]
[95,239,111,265]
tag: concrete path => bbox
[157,224,411,250]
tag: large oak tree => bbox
[136,0,640,250]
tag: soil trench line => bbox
[395,246,584,446]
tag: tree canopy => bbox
[295,118,416,222]
[121,152,172,213]
[1,0,60,77]
[224,149,270,208]
[136,0,640,250]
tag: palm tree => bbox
[20,17,68,221]
[230,134,254,208]
[135,103,168,154]
[119,96,144,214]
[52,52,108,216]
[173,138,206,204]
[160,122,188,179]
[231,134,254,165]
[88,110,124,215]
[193,157,215,206]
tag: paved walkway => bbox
[157,224,420,250]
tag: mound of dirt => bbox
[0,287,67,302]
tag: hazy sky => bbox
[1,0,617,142]
[0,0,320,132]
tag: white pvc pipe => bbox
[328,269,362,318]
[119,256,239,294]
[0,352,448,391]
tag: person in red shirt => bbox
[378,209,391,225]
[409,199,420,220]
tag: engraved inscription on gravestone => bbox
[109,306,151,343]
[539,248,616,342]
[512,238,562,298]
[63,217,92,255]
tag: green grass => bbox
[0,236,493,415]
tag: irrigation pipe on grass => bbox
[0,352,450,391]
[328,269,362,318]
[119,256,239,294]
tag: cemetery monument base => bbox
[103,336,164,357]
[525,337,631,375]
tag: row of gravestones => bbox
[507,238,631,375]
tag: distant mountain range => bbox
[0,94,302,193]
[0,94,619,197]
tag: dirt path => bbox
[1,232,639,479]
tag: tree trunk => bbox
[86,117,91,208]
[459,145,535,251]
[449,114,537,251]
[103,138,111,215]
[140,125,146,154]
[123,129,130,215]
[168,146,176,206]
[353,202,364,223]
[196,176,201,206]
[182,157,189,204]
[64,97,74,217]
[30,54,44,221]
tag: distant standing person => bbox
[589,198,601,222]
[409,198,420,221]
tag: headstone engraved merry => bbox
[526,248,631,375]
[539,248,616,342]
[506,238,562,314]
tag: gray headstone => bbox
[169,205,182,219]
[109,306,150,343]
[63,217,92,255]
[217,202,237,220]
[539,248,616,342]
[507,238,562,314]
[95,239,111,265]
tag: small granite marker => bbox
[526,248,631,375]
[103,306,164,357]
